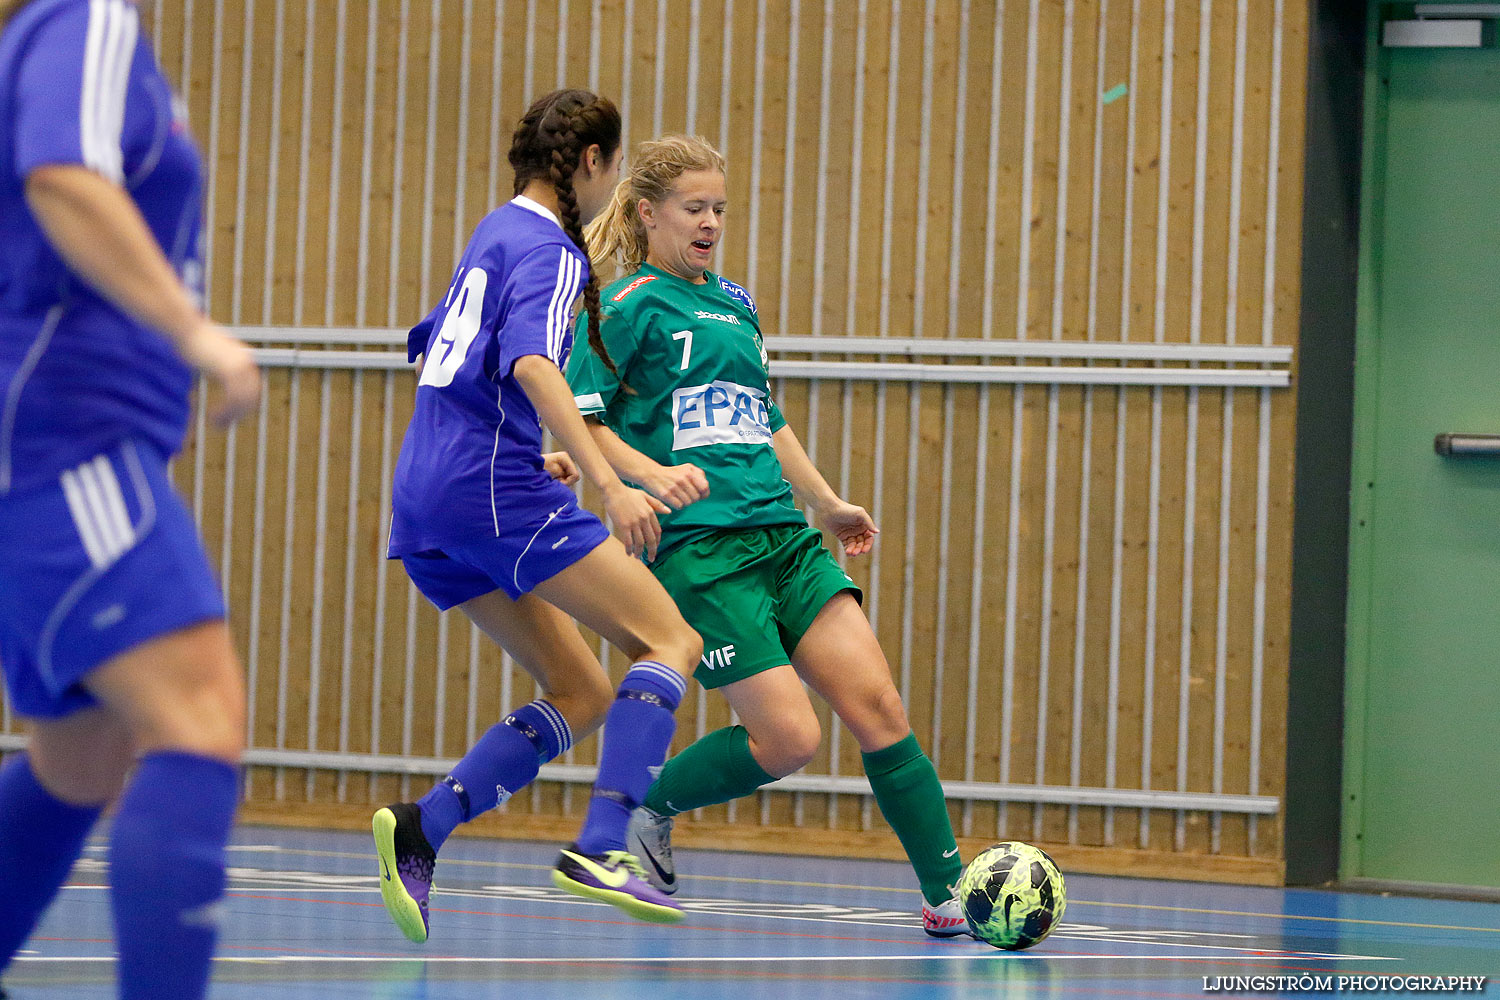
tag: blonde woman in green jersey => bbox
[565,136,970,937]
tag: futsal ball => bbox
[956,841,1067,950]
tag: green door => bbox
[1345,16,1500,890]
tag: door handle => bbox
[1434,433,1500,456]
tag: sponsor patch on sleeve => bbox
[717,277,758,315]
[611,274,658,302]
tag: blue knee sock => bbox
[0,753,101,975]
[575,662,685,856]
[417,700,573,851]
[109,751,238,1000]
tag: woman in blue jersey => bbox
[0,2,262,998]
[569,136,972,937]
[371,89,702,941]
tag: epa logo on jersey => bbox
[671,380,771,450]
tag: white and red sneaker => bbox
[922,893,973,938]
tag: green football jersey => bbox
[566,263,805,562]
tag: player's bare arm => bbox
[583,417,709,510]
[513,354,669,559]
[542,451,581,485]
[25,164,260,425]
[770,424,877,556]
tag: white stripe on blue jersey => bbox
[545,249,582,366]
[79,0,107,175]
[74,459,116,557]
[561,253,583,362]
[544,250,566,363]
[91,454,135,554]
[60,465,109,567]
[80,0,136,183]
[59,452,139,569]
[78,456,129,560]
[101,3,137,178]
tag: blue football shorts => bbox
[0,439,226,719]
[399,490,611,610]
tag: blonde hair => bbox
[585,135,726,274]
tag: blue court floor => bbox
[4,824,1496,998]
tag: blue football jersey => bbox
[388,197,591,555]
[0,0,203,494]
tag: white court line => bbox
[51,881,1393,962]
[14,954,1400,965]
[91,843,1494,937]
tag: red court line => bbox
[32,936,437,960]
[222,891,1384,967]
[225,891,945,946]
[33,927,1378,975]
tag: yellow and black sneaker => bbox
[372,802,437,943]
[551,844,685,923]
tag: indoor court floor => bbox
[4,824,1495,999]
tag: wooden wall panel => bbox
[0,0,1312,882]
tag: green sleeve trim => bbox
[768,396,788,432]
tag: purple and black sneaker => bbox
[551,845,685,923]
[372,802,436,942]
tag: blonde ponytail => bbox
[585,178,650,274]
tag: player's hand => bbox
[178,321,262,426]
[815,499,878,557]
[603,483,671,561]
[542,451,581,485]
[642,462,709,510]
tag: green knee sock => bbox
[643,724,777,817]
[863,732,963,906]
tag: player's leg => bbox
[404,589,612,853]
[0,708,132,977]
[530,535,700,922]
[627,665,820,894]
[789,589,968,936]
[0,441,244,996]
[647,664,818,813]
[623,528,812,892]
[83,619,246,999]
[374,548,615,942]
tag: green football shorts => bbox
[650,524,863,690]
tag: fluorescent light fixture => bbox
[1414,4,1500,16]
[1383,18,1484,46]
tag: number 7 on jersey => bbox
[672,330,693,371]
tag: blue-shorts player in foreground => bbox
[570,136,971,937]
[372,89,702,942]
[0,1,262,998]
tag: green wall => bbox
[1344,1,1500,891]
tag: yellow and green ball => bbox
[956,841,1067,950]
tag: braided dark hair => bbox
[509,89,623,382]
[2,0,42,26]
